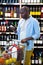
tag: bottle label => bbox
[32,60,34,64]
[39,59,42,64]
[35,60,38,64]
[14,13,17,18]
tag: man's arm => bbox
[21,37,34,43]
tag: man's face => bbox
[20,8,27,19]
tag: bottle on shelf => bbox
[21,0,25,3]
[7,35,10,42]
[6,22,10,32]
[11,0,14,3]
[37,0,40,3]
[7,0,11,3]
[5,7,8,18]
[1,22,6,32]
[41,52,43,64]
[38,6,41,18]
[2,0,5,3]
[4,22,6,32]
[34,52,38,64]
[15,0,18,3]
[28,0,30,3]
[41,25,43,32]
[0,7,3,18]
[40,0,43,3]
[7,7,11,18]
[0,0,2,3]
[1,22,3,32]
[10,7,14,18]
[0,47,2,57]
[31,52,35,64]
[15,34,18,39]
[13,21,17,32]
[34,0,37,3]
[2,35,3,41]
[5,7,11,18]
[12,34,15,39]
[14,7,17,18]
[16,7,20,18]
[31,0,34,3]
[0,26,1,32]
[38,52,42,64]
[0,35,3,41]
[25,0,28,3]
[3,35,7,41]
[41,7,43,18]
[9,35,12,41]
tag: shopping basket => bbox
[0,40,26,65]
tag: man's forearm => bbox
[26,37,34,41]
[21,37,34,43]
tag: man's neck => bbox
[24,15,30,20]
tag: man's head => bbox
[20,6,29,19]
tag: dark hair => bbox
[21,6,29,12]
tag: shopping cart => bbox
[0,40,26,65]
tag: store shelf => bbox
[0,3,20,5]
[0,18,42,20]
[21,3,43,5]
[4,18,20,20]
[0,18,20,20]
[0,40,20,45]
[0,32,16,34]
[0,41,10,45]
[34,46,43,48]
[0,18,3,20]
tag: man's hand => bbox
[21,38,27,43]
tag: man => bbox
[17,6,40,65]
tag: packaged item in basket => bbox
[8,43,23,61]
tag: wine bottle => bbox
[28,0,30,3]
[31,52,34,64]
[38,52,42,64]
[22,0,25,3]
[10,7,14,18]
[15,0,18,3]
[34,0,37,3]
[9,35,12,41]
[0,26,1,32]
[0,7,3,18]
[7,7,11,17]
[2,0,5,3]
[40,0,42,3]
[14,7,17,18]
[34,52,38,64]
[37,0,40,3]
[5,7,8,17]
[41,7,43,18]
[31,0,34,3]
[25,0,28,3]
[0,0,2,3]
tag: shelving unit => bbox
[0,0,43,65]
